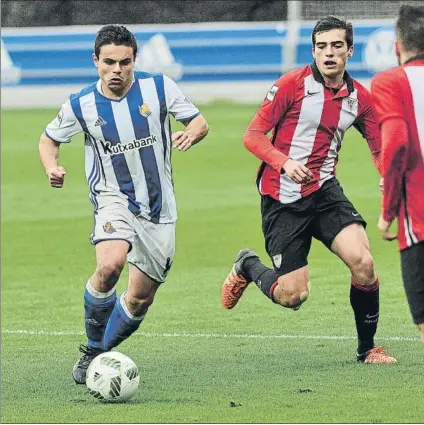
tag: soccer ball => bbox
[86,351,140,402]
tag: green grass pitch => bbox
[2,104,424,423]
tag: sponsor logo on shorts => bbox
[99,135,158,155]
[103,222,116,234]
[272,254,282,269]
[56,110,64,127]
[163,257,173,278]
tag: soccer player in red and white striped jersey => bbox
[371,5,424,343]
[221,16,397,364]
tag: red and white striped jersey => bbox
[244,62,381,204]
[371,56,424,250]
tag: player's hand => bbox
[379,178,384,194]
[46,165,66,188]
[377,214,397,241]
[282,159,314,184]
[172,131,195,151]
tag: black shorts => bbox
[401,242,424,325]
[261,178,367,275]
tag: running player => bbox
[221,16,397,364]
[38,24,209,383]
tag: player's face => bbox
[312,29,353,81]
[93,44,135,96]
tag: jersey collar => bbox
[404,53,424,65]
[310,61,354,95]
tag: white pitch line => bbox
[1,329,419,342]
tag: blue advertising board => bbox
[1,20,397,87]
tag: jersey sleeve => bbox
[44,99,83,143]
[371,70,409,222]
[243,73,296,172]
[353,88,382,174]
[255,72,297,130]
[163,75,200,123]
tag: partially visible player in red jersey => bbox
[221,16,397,364]
[371,5,424,343]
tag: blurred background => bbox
[1,0,421,107]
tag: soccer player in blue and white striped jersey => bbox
[38,24,209,384]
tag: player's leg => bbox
[400,242,424,343]
[84,240,129,348]
[73,206,135,384]
[102,219,175,351]
[221,194,312,310]
[314,179,396,363]
[102,265,159,351]
[83,207,136,350]
[73,239,130,384]
[330,223,384,357]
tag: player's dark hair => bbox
[312,15,353,49]
[396,5,424,54]
[94,24,138,58]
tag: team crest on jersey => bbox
[272,254,282,269]
[139,104,152,118]
[266,85,279,101]
[346,97,357,111]
[103,222,116,234]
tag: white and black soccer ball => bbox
[86,351,140,402]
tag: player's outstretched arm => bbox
[39,133,67,188]
[172,114,209,151]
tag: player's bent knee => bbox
[279,293,308,309]
[274,286,310,309]
[126,292,155,316]
[350,253,375,284]
[96,263,125,286]
[299,288,310,303]
[272,272,311,308]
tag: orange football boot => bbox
[362,346,398,364]
[221,249,258,309]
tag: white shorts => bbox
[90,203,175,283]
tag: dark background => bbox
[1,0,287,26]
[2,0,417,27]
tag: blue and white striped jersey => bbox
[45,72,200,223]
